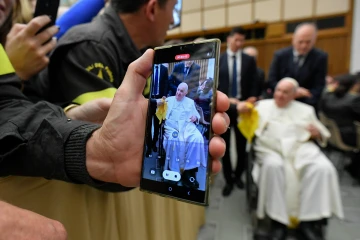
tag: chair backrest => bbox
[318,112,357,152]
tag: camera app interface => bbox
[143,55,216,192]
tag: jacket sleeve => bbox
[248,56,259,98]
[267,51,281,92]
[304,53,328,106]
[0,76,132,192]
[47,41,119,107]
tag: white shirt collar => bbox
[227,48,241,57]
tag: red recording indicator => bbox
[175,54,190,60]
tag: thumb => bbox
[118,49,154,98]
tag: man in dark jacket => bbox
[217,27,259,196]
[267,22,328,107]
[168,60,201,99]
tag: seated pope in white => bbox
[160,83,206,189]
[252,78,344,237]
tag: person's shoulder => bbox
[310,48,328,59]
[256,99,273,108]
[274,46,292,57]
[166,96,175,101]
[241,52,255,62]
[184,96,195,103]
[292,101,314,113]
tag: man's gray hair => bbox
[294,22,318,35]
[277,77,299,92]
[178,82,189,92]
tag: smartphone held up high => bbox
[140,39,221,206]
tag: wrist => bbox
[85,129,113,183]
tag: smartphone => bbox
[33,0,60,33]
[140,39,221,206]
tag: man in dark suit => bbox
[169,60,200,99]
[268,22,328,107]
[243,46,266,98]
[218,27,259,196]
[145,63,169,158]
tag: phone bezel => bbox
[140,39,221,206]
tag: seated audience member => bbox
[254,78,344,240]
[319,74,360,182]
[267,23,328,107]
[324,75,339,92]
[161,83,205,189]
[0,47,230,239]
[243,46,265,98]
[169,60,201,99]
[195,78,213,123]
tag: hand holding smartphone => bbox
[140,39,221,206]
[33,0,60,34]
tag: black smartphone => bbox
[140,39,221,206]
[33,0,60,33]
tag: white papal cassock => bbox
[162,96,206,172]
[251,99,344,225]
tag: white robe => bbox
[252,99,344,225]
[162,96,206,172]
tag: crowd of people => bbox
[0,0,359,240]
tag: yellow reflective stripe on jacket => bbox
[72,88,117,105]
[0,45,15,75]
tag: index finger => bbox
[24,16,51,36]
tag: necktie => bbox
[153,66,159,96]
[184,66,189,77]
[231,55,237,98]
[294,55,304,74]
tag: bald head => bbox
[243,46,258,60]
[274,78,298,108]
[292,23,317,55]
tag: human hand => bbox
[0,201,67,240]
[65,98,112,124]
[236,101,251,113]
[5,16,59,80]
[246,97,257,104]
[307,124,320,139]
[189,116,197,122]
[85,49,229,187]
[229,98,239,105]
[295,87,312,98]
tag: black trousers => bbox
[146,99,161,150]
[221,106,247,185]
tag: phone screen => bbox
[140,40,220,205]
